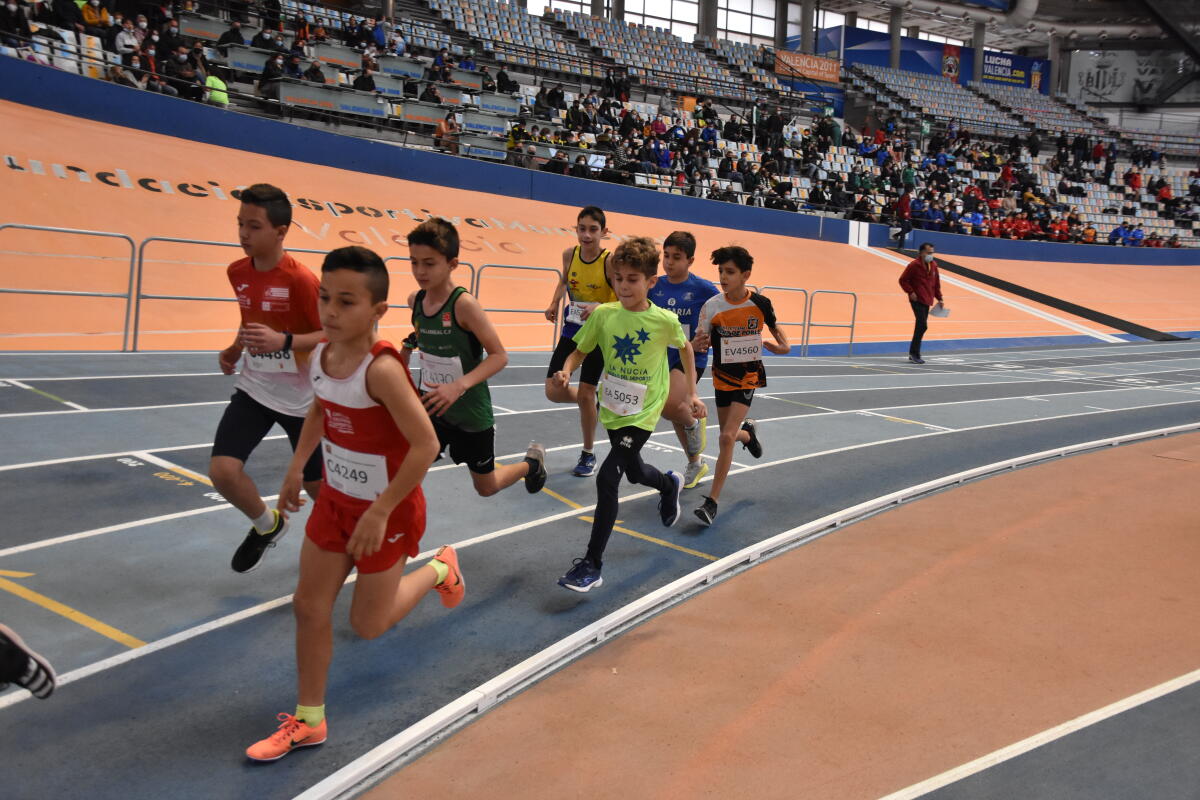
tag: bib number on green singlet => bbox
[418,351,464,392]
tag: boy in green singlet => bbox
[401,218,547,496]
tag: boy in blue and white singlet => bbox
[649,231,718,489]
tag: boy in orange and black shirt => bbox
[690,246,789,525]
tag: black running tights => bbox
[585,426,671,567]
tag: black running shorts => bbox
[546,334,604,386]
[211,389,323,482]
[432,416,496,474]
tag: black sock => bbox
[523,456,539,474]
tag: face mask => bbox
[151,34,159,42]
[146,48,155,56]
[138,20,147,28]
[263,32,271,39]
[130,60,139,68]
[89,1,98,6]
[176,53,187,62]
[922,253,934,263]
[275,58,283,65]
[7,3,17,10]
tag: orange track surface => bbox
[377,433,1200,799]
[950,254,1200,335]
[1,99,1186,351]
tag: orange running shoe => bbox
[431,545,465,609]
[245,713,327,762]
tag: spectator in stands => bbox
[580,101,600,134]
[541,150,569,175]
[205,66,229,108]
[165,43,203,101]
[112,16,139,56]
[1048,216,1069,242]
[262,0,282,33]
[216,20,245,55]
[159,18,183,55]
[1128,223,1145,247]
[282,52,304,79]
[372,18,387,50]
[108,58,142,89]
[138,44,177,96]
[1144,232,1163,248]
[459,49,475,71]
[434,112,459,154]
[301,58,325,84]
[258,51,284,101]
[1124,167,1142,193]
[352,67,376,92]
[251,28,285,53]
[189,39,210,77]
[479,66,495,93]
[1167,234,1182,248]
[79,0,108,35]
[570,155,591,179]
[433,46,449,67]
[419,82,440,103]
[1107,221,1131,246]
[312,19,328,44]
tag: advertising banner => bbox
[1068,50,1200,104]
[278,82,388,119]
[942,44,961,80]
[774,51,841,84]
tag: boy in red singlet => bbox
[245,246,463,762]
[211,183,325,574]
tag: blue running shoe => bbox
[558,558,603,592]
[659,470,683,527]
[572,450,596,477]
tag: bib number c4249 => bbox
[322,439,388,501]
[419,352,464,392]
[721,334,762,364]
[600,372,647,416]
[245,349,298,374]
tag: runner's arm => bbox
[551,344,586,389]
[277,400,323,514]
[543,247,573,321]
[764,323,790,355]
[679,341,705,417]
[398,290,419,368]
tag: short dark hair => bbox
[577,205,606,229]
[239,183,292,228]
[407,217,459,260]
[918,242,935,253]
[322,246,388,303]
[711,245,753,273]
[611,237,659,278]
[663,231,696,259]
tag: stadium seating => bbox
[970,82,1111,141]
[857,64,1025,136]
[427,0,598,77]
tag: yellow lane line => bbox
[881,414,935,427]
[0,574,145,649]
[761,395,835,412]
[540,486,584,510]
[6,379,85,409]
[851,365,904,375]
[133,451,214,486]
[0,569,35,577]
[579,516,719,562]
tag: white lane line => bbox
[0,400,227,419]
[131,451,214,486]
[294,422,1200,800]
[4,372,227,382]
[5,379,88,411]
[857,410,955,432]
[860,246,1124,343]
[876,666,1200,800]
[1,413,1196,712]
[0,434,289,473]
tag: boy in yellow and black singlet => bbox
[401,218,547,497]
[543,206,615,478]
[551,237,704,592]
[691,246,790,526]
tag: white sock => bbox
[582,448,593,455]
[251,508,276,534]
[685,419,699,430]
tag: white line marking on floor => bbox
[0,400,227,419]
[860,247,1124,343]
[875,666,1200,800]
[0,435,289,473]
[4,372,227,382]
[5,379,88,411]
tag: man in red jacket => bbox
[898,242,944,365]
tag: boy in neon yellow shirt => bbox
[551,237,704,591]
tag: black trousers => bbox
[586,426,671,567]
[909,301,930,357]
